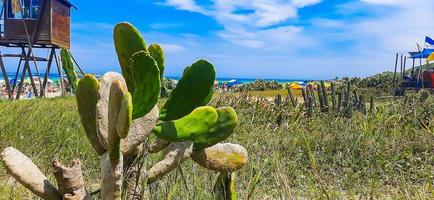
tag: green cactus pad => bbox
[116,93,132,139]
[159,60,216,121]
[113,22,148,93]
[75,74,106,155]
[108,79,130,164]
[130,51,161,119]
[193,107,238,150]
[153,106,218,141]
[148,44,165,78]
[60,48,78,92]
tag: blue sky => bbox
[12,0,434,79]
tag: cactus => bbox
[344,81,351,108]
[113,22,147,93]
[96,72,159,155]
[331,82,336,111]
[52,159,90,199]
[148,137,171,153]
[130,51,161,119]
[191,143,248,172]
[286,87,297,108]
[320,81,328,111]
[101,153,123,200]
[1,147,62,200]
[307,95,314,118]
[108,79,132,163]
[317,86,325,112]
[60,48,79,92]
[159,60,216,121]
[147,141,193,183]
[148,44,165,78]
[193,107,239,150]
[301,88,308,108]
[76,75,106,155]
[1,22,249,199]
[214,172,237,200]
[370,96,375,113]
[153,106,219,141]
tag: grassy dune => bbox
[0,94,433,199]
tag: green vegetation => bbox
[1,89,433,198]
[1,22,246,199]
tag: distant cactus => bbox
[60,48,79,92]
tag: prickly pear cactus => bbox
[113,22,148,93]
[214,172,237,200]
[1,147,62,200]
[153,106,219,141]
[1,22,249,200]
[76,74,106,155]
[190,143,248,172]
[193,107,239,150]
[107,79,131,163]
[130,51,161,119]
[96,72,159,155]
[60,48,79,91]
[159,60,216,121]
[148,44,165,78]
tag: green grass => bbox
[0,94,433,199]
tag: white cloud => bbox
[162,0,321,49]
[164,0,207,14]
[360,0,406,5]
[161,44,186,53]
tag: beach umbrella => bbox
[289,82,303,90]
[428,53,434,61]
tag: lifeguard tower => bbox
[392,37,434,95]
[0,0,78,99]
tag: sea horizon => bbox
[0,72,320,84]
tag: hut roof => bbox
[58,0,78,9]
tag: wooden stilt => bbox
[412,58,415,73]
[11,51,24,93]
[54,50,65,96]
[30,52,44,97]
[392,53,399,94]
[24,48,39,97]
[0,53,12,99]
[70,53,84,75]
[15,47,26,100]
[16,47,38,99]
[42,48,55,93]
[402,56,407,79]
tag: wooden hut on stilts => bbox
[0,0,81,99]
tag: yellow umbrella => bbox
[289,82,302,90]
[427,53,434,61]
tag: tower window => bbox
[7,0,40,19]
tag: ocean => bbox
[0,72,307,85]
